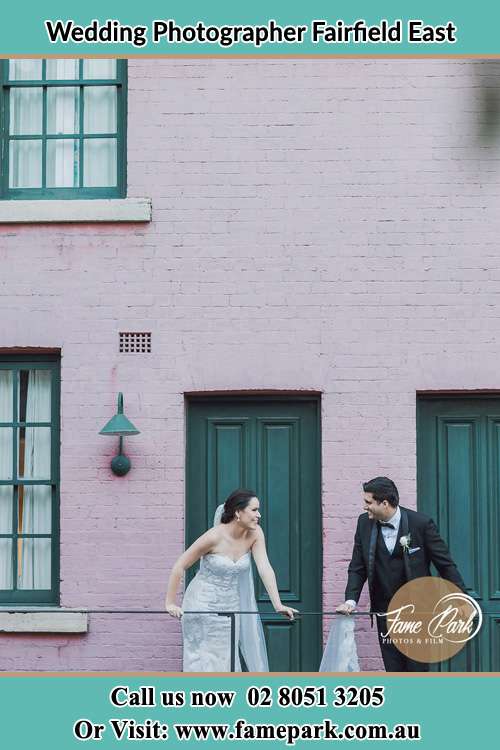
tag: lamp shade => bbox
[99,393,140,437]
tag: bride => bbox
[165,489,297,671]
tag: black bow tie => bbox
[378,520,395,529]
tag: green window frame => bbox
[0,59,127,200]
[0,356,60,605]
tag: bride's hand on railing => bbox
[276,604,299,621]
[165,602,183,618]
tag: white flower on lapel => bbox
[400,534,411,553]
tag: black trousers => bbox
[375,615,430,672]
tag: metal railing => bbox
[182,610,375,672]
[0,607,376,672]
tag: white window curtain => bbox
[9,86,43,189]
[0,371,12,588]
[19,371,52,589]
[46,86,80,188]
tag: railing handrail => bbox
[0,608,397,672]
[0,608,377,615]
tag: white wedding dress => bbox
[181,507,268,672]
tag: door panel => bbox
[437,417,482,599]
[186,396,321,671]
[256,417,300,601]
[417,397,500,671]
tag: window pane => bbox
[47,87,79,134]
[0,429,13,479]
[84,86,117,134]
[10,88,43,135]
[0,540,13,589]
[83,138,117,187]
[18,370,52,423]
[46,59,79,80]
[47,140,79,187]
[18,427,51,480]
[9,59,42,80]
[18,538,51,589]
[9,140,42,188]
[83,59,116,79]
[0,371,13,422]
[0,487,13,534]
[18,485,51,535]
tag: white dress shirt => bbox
[379,505,401,554]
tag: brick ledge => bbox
[0,610,88,633]
[0,198,151,224]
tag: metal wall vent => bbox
[119,332,152,354]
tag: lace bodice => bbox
[198,552,251,589]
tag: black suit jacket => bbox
[345,506,466,608]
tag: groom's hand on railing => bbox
[276,605,299,621]
[165,602,183,618]
[336,601,356,615]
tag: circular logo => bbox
[383,577,482,663]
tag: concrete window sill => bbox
[0,198,151,224]
[0,609,88,633]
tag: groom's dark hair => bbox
[362,477,399,507]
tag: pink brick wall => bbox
[1,59,499,670]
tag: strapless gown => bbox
[182,552,251,672]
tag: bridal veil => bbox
[213,504,268,671]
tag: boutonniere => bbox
[400,534,411,553]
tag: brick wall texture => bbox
[1,59,499,670]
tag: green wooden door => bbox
[417,396,500,671]
[186,396,321,671]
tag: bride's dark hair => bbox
[221,489,257,523]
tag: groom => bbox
[336,476,467,671]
